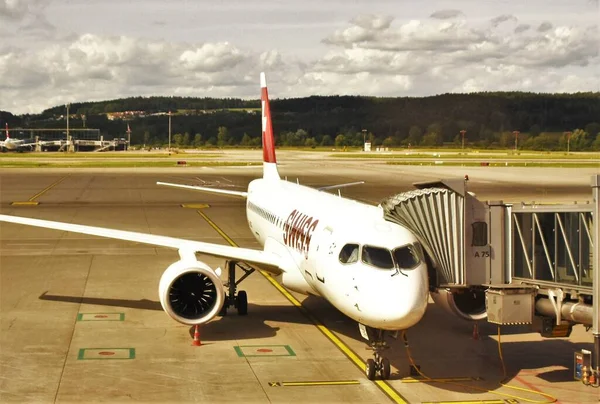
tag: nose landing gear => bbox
[360,324,392,380]
[365,350,391,380]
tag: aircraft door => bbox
[316,227,359,312]
[315,226,335,284]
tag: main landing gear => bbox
[219,261,254,316]
[360,324,392,380]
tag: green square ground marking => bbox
[77,313,125,321]
[234,345,296,357]
[77,348,135,360]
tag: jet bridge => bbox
[380,175,599,385]
[381,178,492,321]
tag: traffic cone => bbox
[472,323,480,340]
[192,325,201,346]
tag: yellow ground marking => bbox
[196,210,409,404]
[182,203,210,209]
[269,380,361,387]
[11,176,68,205]
[421,401,505,404]
[10,201,39,206]
[401,377,479,384]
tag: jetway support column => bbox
[593,175,600,379]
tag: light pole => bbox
[513,130,520,151]
[460,129,466,151]
[565,131,572,155]
[362,129,367,151]
[65,103,71,152]
[168,110,172,154]
[126,124,131,151]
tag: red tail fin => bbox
[261,73,276,164]
[260,73,280,180]
[5,123,9,139]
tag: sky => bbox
[0,0,598,114]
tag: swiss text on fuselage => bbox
[283,209,319,258]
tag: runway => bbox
[1,162,598,403]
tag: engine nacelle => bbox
[430,287,487,321]
[159,260,224,325]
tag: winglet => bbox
[260,72,280,180]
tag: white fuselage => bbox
[1,138,24,150]
[246,177,429,331]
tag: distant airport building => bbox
[12,128,101,141]
[5,128,128,152]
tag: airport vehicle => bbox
[0,123,36,152]
[0,73,429,380]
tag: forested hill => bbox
[2,92,599,150]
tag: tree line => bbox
[1,92,599,150]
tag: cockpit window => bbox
[339,244,359,264]
[393,243,422,269]
[362,246,394,269]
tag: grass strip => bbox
[0,152,221,159]
[0,161,260,168]
[386,161,600,168]
[331,153,600,160]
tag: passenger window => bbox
[339,244,359,264]
[393,244,421,269]
[362,246,394,269]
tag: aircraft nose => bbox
[357,264,429,330]
[394,285,428,328]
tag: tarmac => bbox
[1,158,599,403]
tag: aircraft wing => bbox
[318,181,365,191]
[0,214,281,274]
[16,143,36,151]
[157,182,248,198]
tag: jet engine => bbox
[158,259,224,325]
[430,287,487,321]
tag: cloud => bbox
[430,10,464,20]
[350,14,393,31]
[259,50,284,68]
[1,6,598,114]
[323,14,393,46]
[0,0,55,39]
[324,17,487,53]
[317,14,598,69]
[0,0,28,19]
[490,14,518,27]
[295,13,599,99]
[537,21,553,32]
[0,34,261,113]
[179,42,246,72]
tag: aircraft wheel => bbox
[365,359,376,380]
[237,290,248,315]
[381,358,391,380]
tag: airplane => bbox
[0,73,429,380]
[0,123,40,152]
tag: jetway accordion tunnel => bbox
[379,175,599,381]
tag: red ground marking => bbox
[98,351,115,356]
[256,348,273,353]
[514,375,561,404]
[94,315,108,318]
